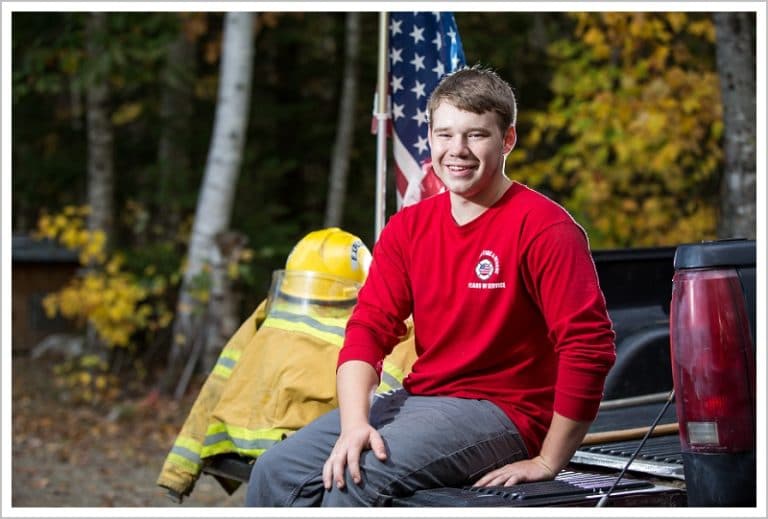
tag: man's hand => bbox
[474,413,592,488]
[325,360,386,490]
[473,455,556,487]
[322,423,387,490]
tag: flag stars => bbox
[414,135,429,154]
[432,61,445,78]
[410,53,426,71]
[390,19,403,36]
[391,75,404,93]
[392,102,405,120]
[390,47,403,66]
[432,32,442,51]
[410,80,426,99]
[412,107,428,127]
[409,25,425,44]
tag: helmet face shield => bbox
[267,228,371,318]
[265,269,361,318]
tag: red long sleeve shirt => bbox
[339,182,616,455]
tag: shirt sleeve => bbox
[338,216,413,377]
[521,221,616,422]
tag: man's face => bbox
[428,101,516,203]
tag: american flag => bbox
[388,12,466,208]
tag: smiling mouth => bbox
[446,164,476,175]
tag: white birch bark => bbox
[85,12,114,238]
[84,12,114,355]
[201,231,247,375]
[167,12,256,394]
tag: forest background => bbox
[9,5,759,420]
[5,6,760,508]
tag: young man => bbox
[245,66,615,507]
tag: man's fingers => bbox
[323,448,348,490]
[322,458,333,490]
[474,471,498,487]
[333,457,346,489]
[474,467,524,488]
[473,475,490,487]
[370,431,388,461]
[347,450,361,485]
[322,427,387,490]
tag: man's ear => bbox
[503,126,517,155]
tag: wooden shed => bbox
[12,235,80,354]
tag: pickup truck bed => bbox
[390,469,686,507]
[202,435,687,507]
[201,396,688,507]
[196,246,689,507]
[199,388,688,506]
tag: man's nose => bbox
[448,135,469,155]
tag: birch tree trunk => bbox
[714,12,756,239]
[166,12,256,395]
[86,12,114,239]
[84,12,114,355]
[200,231,247,376]
[324,12,361,228]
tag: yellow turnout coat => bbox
[157,300,417,497]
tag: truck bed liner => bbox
[391,469,685,507]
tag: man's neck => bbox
[450,176,512,226]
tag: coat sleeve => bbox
[156,300,266,498]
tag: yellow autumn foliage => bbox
[36,206,175,349]
[37,203,254,360]
[509,12,721,248]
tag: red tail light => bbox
[670,268,755,453]
[669,239,755,506]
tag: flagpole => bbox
[374,11,389,242]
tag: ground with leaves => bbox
[11,355,244,507]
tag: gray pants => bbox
[244,389,528,507]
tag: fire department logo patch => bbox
[475,250,500,280]
[475,258,495,280]
[469,250,505,290]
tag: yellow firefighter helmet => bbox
[285,227,371,286]
[267,228,372,314]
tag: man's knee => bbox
[245,446,287,506]
[248,447,277,484]
[321,475,388,506]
